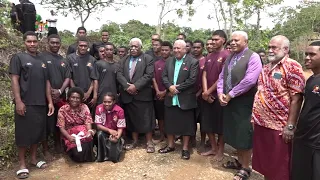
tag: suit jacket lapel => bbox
[177,56,188,84]
[170,57,175,83]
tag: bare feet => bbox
[213,152,224,162]
[200,149,216,156]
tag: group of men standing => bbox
[9,24,320,180]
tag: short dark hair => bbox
[23,31,37,41]
[97,45,105,50]
[77,37,88,43]
[161,41,173,49]
[225,40,231,46]
[101,29,109,34]
[47,34,61,42]
[153,39,163,45]
[77,27,87,33]
[178,33,186,39]
[67,87,84,100]
[152,33,160,37]
[118,46,128,50]
[212,30,227,45]
[105,42,114,47]
[193,40,204,47]
[309,41,320,46]
[207,37,213,41]
[185,40,193,46]
[103,92,116,101]
[256,49,266,54]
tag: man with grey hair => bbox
[251,35,305,180]
[160,39,199,160]
[117,38,156,153]
[217,31,262,179]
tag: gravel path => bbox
[1,140,263,180]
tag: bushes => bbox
[0,96,15,170]
[0,65,15,169]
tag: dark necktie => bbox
[130,58,137,80]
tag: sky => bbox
[12,0,302,34]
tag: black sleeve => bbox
[63,60,71,79]
[89,59,98,80]
[133,55,154,90]
[162,59,172,89]
[9,54,21,76]
[116,58,130,90]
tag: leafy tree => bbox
[40,0,135,26]
[156,0,199,35]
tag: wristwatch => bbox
[287,124,295,130]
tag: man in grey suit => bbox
[159,40,199,160]
[117,38,156,153]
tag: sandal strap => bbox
[17,169,29,175]
[36,161,46,168]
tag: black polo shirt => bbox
[67,53,97,92]
[95,60,118,104]
[9,52,48,106]
[295,75,320,149]
[39,52,71,97]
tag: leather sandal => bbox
[158,146,175,153]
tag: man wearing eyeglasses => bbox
[251,35,305,180]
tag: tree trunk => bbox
[80,13,84,27]
[256,7,261,39]
[228,4,233,38]
[217,0,227,32]
[157,0,166,35]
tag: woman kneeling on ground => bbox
[57,87,95,162]
[95,92,125,163]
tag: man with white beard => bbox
[251,35,305,180]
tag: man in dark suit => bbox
[117,38,156,153]
[159,40,199,160]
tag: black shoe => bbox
[181,150,190,160]
[158,146,175,153]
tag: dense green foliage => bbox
[0,0,320,170]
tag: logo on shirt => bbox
[217,57,223,62]
[41,63,46,68]
[47,61,52,64]
[158,67,162,70]
[73,63,78,66]
[113,115,118,122]
[102,69,106,72]
[207,59,211,62]
[312,85,320,95]
[183,67,188,71]
[61,62,65,67]
[26,62,32,66]
[87,63,92,67]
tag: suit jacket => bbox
[117,53,154,104]
[162,54,199,110]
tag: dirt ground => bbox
[1,70,313,180]
[0,139,264,180]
